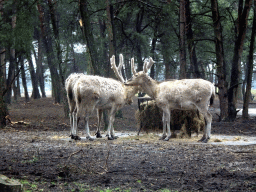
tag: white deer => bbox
[69,55,139,140]
[125,57,215,143]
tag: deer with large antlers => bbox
[66,55,139,140]
[125,57,215,143]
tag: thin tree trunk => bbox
[211,0,229,121]
[5,48,15,104]
[135,7,145,71]
[0,50,7,127]
[185,0,200,78]
[15,58,21,98]
[179,0,186,79]
[242,0,256,119]
[228,0,252,121]
[34,33,46,98]
[38,2,61,103]
[20,57,29,102]
[105,0,116,78]
[47,0,68,116]
[28,56,41,99]
[79,0,100,75]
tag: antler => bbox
[110,54,125,83]
[143,59,149,73]
[147,57,155,70]
[131,57,136,75]
[143,57,155,73]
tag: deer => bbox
[125,57,215,143]
[69,54,139,140]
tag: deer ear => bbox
[143,60,148,73]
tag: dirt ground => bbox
[0,97,256,192]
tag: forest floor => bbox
[0,97,256,192]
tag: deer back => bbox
[74,75,126,108]
[156,79,214,110]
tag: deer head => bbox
[125,57,155,86]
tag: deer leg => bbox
[95,109,103,138]
[69,112,73,137]
[70,104,76,139]
[198,111,212,143]
[107,107,116,140]
[72,112,81,140]
[164,110,172,141]
[85,116,94,141]
[160,112,167,140]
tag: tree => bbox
[79,0,100,75]
[228,0,253,121]
[19,56,29,102]
[38,2,62,103]
[185,0,201,78]
[179,0,186,79]
[211,0,229,121]
[27,55,41,99]
[242,0,256,119]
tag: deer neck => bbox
[141,76,158,99]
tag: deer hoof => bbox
[70,134,75,139]
[74,136,81,140]
[198,136,209,143]
[87,137,94,141]
[111,135,118,139]
[95,132,102,138]
[108,136,114,140]
[159,135,167,140]
[164,136,170,141]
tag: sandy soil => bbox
[0,97,256,191]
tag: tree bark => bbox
[105,1,116,78]
[5,48,15,104]
[27,56,41,99]
[211,0,229,121]
[38,2,61,103]
[228,0,252,121]
[135,7,145,72]
[33,32,46,98]
[79,0,100,75]
[0,53,7,127]
[242,0,256,119]
[185,0,200,79]
[179,0,186,79]
[19,57,29,102]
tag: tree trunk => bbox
[47,0,68,116]
[179,0,186,79]
[242,0,256,119]
[185,0,200,79]
[27,57,41,99]
[105,1,116,78]
[5,48,15,104]
[228,0,252,121]
[34,33,46,98]
[38,2,61,103]
[79,0,100,75]
[211,0,229,121]
[135,7,145,71]
[0,54,7,128]
[19,57,29,102]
